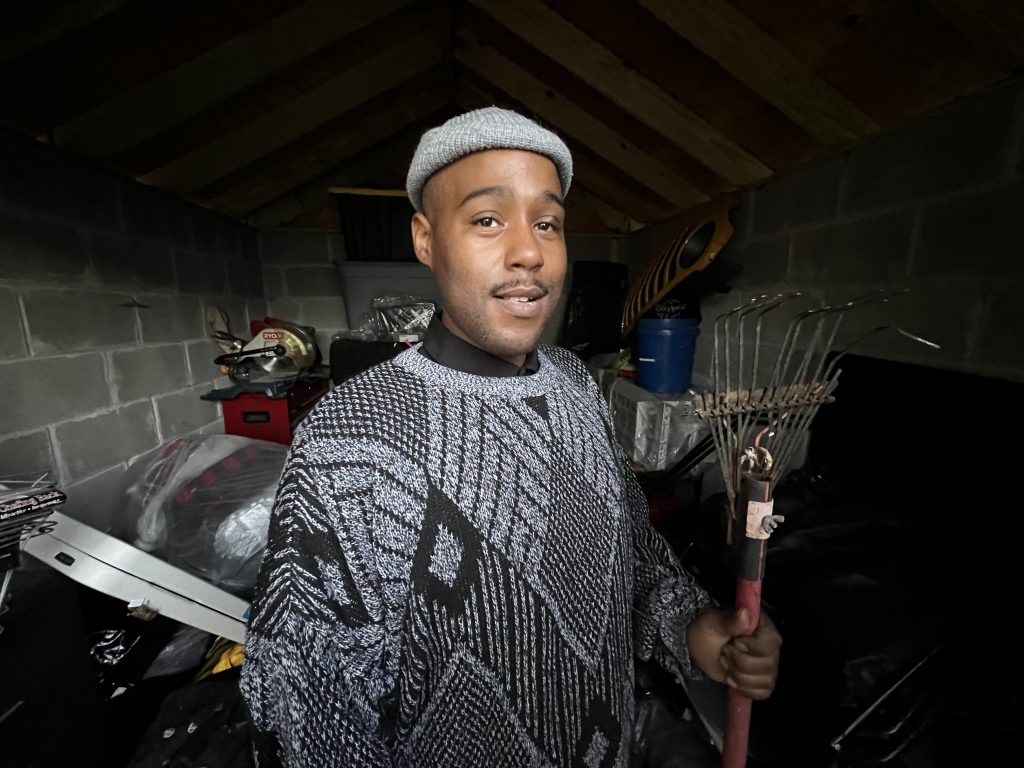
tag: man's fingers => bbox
[722,645,778,674]
[726,674,776,700]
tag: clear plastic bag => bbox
[123,435,288,596]
[340,293,437,342]
[371,293,436,338]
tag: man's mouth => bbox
[493,286,548,317]
[493,287,546,302]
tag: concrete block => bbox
[246,298,268,328]
[0,354,110,434]
[791,211,914,285]
[240,228,261,263]
[199,420,226,436]
[187,340,224,385]
[0,132,119,231]
[915,184,1024,277]
[87,233,176,291]
[752,156,843,235]
[111,344,189,402]
[175,251,229,295]
[262,231,332,264]
[740,290,828,350]
[0,287,27,359]
[0,209,89,283]
[564,234,629,262]
[728,190,755,243]
[845,86,1018,211]
[824,278,980,363]
[54,401,158,480]
[61,463,133,531]
[138,294,204,343]
[23,289,137,353]
[191,208,241,258]
[285,266,343,297]
[121,183,192,250]
[328,232,347,261]
[724,235,790,288]
[0,430,55,479]
[973,277,1024,370]
[154,385,221,439]
[267,298,301,322]
[227,259,264,298]
[263,267,284,301]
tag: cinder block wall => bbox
[633,78,1024,385]
[262,230,350,356]
[0,131,266,529]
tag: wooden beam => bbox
[571,152,676,225]
[639,0,879,145]
[540,0,817,172]
[140,35,444,194]
[469,0,772,185]
[458,6,732,195]
[0,0,133,64]
[199,76,447,218]
[924,0,1024,69]
[247,120,439,229]
[454,77,677,223]
[55,0,412,157]
[110,3,438,177]
[0,0,303,132]
[571,187,645,234]
[560,187,628,234]
[454,39,710,211]
[728,0,1009,127]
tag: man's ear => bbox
[411,212,433,269]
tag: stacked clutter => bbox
[329,293,436,384]
[0,474,66,630]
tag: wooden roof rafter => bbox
[54,0,414,158]
[470,0,772,187]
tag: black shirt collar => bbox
[419,314,540,377]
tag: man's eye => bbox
[474,216,497,227]
[536,221,561,232]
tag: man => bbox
[242,107,781,767]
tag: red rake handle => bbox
[722,576,761,768]
[723,473,772,768]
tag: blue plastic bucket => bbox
[635,318,700,393]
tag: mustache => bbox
[489,279,553,296]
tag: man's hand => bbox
[685,606,782,700]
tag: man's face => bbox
[411,149,567,366]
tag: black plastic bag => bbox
[126,671,255,768]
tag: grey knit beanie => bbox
[405,107,573,212]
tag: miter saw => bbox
[201,316,330,445]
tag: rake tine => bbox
[821,326,941,384]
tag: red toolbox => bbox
[218,380,329,446]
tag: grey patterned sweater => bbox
[241,345,712,767]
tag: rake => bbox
[694,290,939,768]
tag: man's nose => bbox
[504,220,544,271]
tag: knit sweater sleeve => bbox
[241,433,397,768]
[621,458,714,680]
